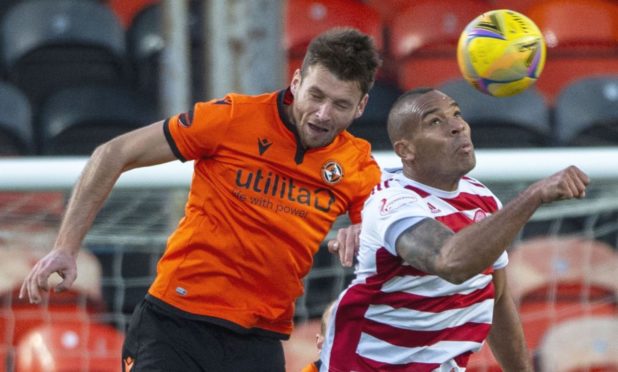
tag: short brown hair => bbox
[301,27,381,96]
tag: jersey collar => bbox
[277,88,307,164]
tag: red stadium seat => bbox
[0,244,104,348]
[537,316,618,372]
[507,238,618,353]
[485,0,539,13]
[15,322,124,372]
[284,0,384,80]
[106,0,159,28]
[466,342,501,372]
[527,0,618,50]
[363,0,410,23]
[389,0,492,90]
[527,0,618,102]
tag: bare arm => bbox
[396,166,589,283]
[487,269,532,372]
[20,121,176,303]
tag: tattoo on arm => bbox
[395,219,454,275]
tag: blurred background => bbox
[0,0,616,371]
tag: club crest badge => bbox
[321,161,344,184]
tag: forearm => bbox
[399,186,542,283]
[53,142,126,254]
[438,186,542,282]
[487,273,532,372]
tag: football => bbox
[457,9,546,97]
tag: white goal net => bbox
[1,148,617,371]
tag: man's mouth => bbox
[308,123,328,133]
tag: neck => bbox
[402,166,461,192]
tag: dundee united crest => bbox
[321,161,344,184]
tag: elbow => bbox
[434,258,477,285]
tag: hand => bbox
[19,249,77,304]
[327,223,361,267]
[533,165,589,204]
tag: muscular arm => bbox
[396,166,588,283]
[487,269,532,372]
[20,121,176,302]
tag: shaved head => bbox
[387,87,435,146]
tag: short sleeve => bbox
[362,186,431,255]
[164,97,234,161]
[347,156,381,224]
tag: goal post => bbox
[3,147,618,190]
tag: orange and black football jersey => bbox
[148,89,381,338]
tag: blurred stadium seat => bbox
[439,79,552,148]
[127,0,207,105]
[527,0,618,50]
[106,0,159,28]
[537,316,618,372]
[466,342,501,372]
[389,0,492,90]
[554,75,618,146]
[348,80,402,150]
[363,0,410,23]
[0,244,104,349]
[485,0,538,13]
[0,0,129,106]
[507,237,618,355]
[0,82,33,155]
[527,0,618,102]
[14,322,124,372]
[284,0,384,81]
[37,84,158,155]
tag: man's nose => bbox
[316,102,332,121]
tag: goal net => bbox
[1,149,617,371]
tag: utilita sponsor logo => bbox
[235,169,336,212]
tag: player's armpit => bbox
[395,218,453,275]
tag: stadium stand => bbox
[363,0,409,23]
[14,322,124,372]
[554,75,618,147]
[284,0,384,81]
[389,0,492,90]
[537,316,618,372]
[37,84,158,155]
[470,237,618,371]
[0,243,105,349]
[0,82,33,155]
[0,0,129,107]
[347,80,402,150]
[127,0,207,105]
[439,79,552,148]
[527,0,618,103]
[508,237,618,356]
[106,0,158,28]
[486,0,538,13]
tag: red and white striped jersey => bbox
[320,168,508,372]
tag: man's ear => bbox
[290,69,301,96]
[354,93,369,119]
[393,139,415,162]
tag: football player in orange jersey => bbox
[20,27,381,371]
